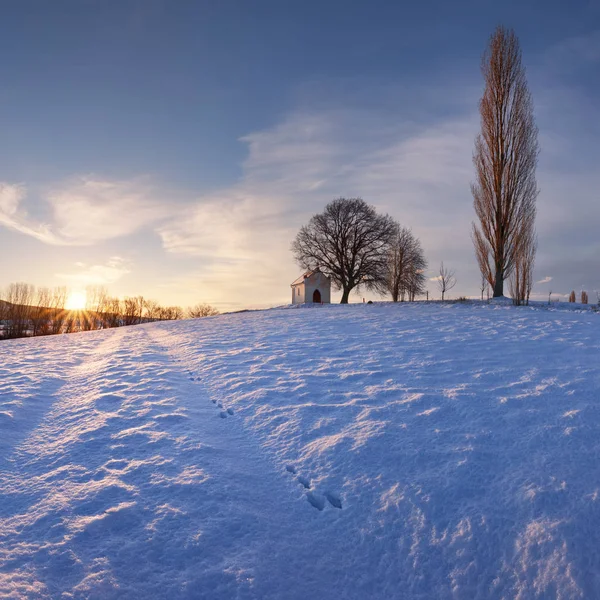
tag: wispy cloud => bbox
[56,257,132,286]
[0,177,173,246]
[48,177,171,244]
[0,183,25,215]
[543,29,600,70]
[536,276,553,285]
[0,182,62,244]
[158,108,477,292]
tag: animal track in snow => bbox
[284,465,342,509]
[226,408,234,415]
[219,411,227,419]
[306,492,325,511]
[297,475,311,489]
[325,492,342,509]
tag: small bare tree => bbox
[385,225,427,302]
[122,296,145,326]
[509,225,536,305]
[83,286,108,330]
[49,287,68,334]
[187,303,219,318]
[104,297,122,328]
[480,273,487,301]
[581,290,588,304]
[5,283,34,338]
[471,26,539,298]
[144,299,161,321]
[0,289,6,338]
[159,306,184,320]
[437,263,457,301]
[569,291,576,303]
[292,198,396,303]
[31,287,52,336]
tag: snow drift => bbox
[1,302,599,599]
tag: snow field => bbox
[1,302,600,598]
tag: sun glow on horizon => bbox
[66,290,87,311]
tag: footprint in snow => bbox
[285,465,342,510]
[306,492,325,511]
[219,411,227,419]
[325,492,342,509]
[307,490,342,510]
[297,475,311,489]
[227,408,234,415]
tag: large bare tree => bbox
[472,26,539,298]
[292,198,396,303]
[385,225,428,302]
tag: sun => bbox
[66,290,87,311]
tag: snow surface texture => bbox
[1,303,599,599]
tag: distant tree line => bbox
[0,283,219,341]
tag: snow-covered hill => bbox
[1,303,599,599]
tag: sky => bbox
[0,0,598,310]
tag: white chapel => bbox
[290,269,331,305]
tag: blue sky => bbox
[0,0,598,309]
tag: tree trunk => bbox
[493,267,504,297]
[340,288,350,304]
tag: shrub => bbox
[187,303,219,318]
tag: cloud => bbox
[544,29,600,70]
[56,257,132,286]
[0,177,173,246]
[0,183,25,216]
[153,104,479,307]
[0,182,63,244]
[48,177,171,244]
[536,276,553,285]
